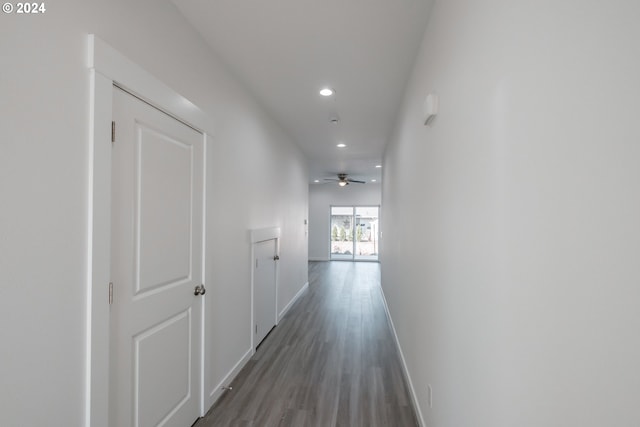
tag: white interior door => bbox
[254,239,277,347]
[110,86,204,427]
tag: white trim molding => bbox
[209,347,253,404]
[87,35,210,132]
[278,281,309,322]
[250,226,281,244]
[379,287,426,427]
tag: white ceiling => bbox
[173,0,432,184]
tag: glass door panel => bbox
[354,206,379,261]
[330,206,354,260]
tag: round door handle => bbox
[273,255,280,261]
[194,284,206,296]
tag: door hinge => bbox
[111,121,115,143]
[108,282,114,305]
[255,324,257,334]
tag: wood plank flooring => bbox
[195,261,418,427]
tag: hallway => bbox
[196,261,418,427]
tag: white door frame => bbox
[86,35,212,427]
[249,227,280,351]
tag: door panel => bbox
[135,310,191,427]
[254,239,276,347]
[330,206,354,260]
[137,125,193,295]
[110,86,203,427]
[354,206,379,261]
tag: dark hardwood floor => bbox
[195,261,418,427]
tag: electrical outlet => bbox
[427,384,433,408]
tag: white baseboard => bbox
[379,287,426,427]
[278,281,309,322]
[207,347,253,410]
[206,280,310,412]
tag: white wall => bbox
[382,1,640,426]
[0,1,308,425]
[308,183,381,260]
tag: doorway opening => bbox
[330,206,379,261]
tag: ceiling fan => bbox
[324,173,366,187]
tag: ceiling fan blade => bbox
[347,179,366,184]
[323,178,339,182]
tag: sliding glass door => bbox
[330,206,354,260]
[330,206,379,261]
[354,206,379,261]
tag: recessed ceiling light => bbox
[319,88,334,97]
[375,165,382,168]
[371,179,377,182]
[314,179,320,183]
[336,143,347,148]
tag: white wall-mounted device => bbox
[423,93,439,126]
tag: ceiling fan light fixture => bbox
[319,87,334,97]
[338,181,348,187]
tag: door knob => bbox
[273,255,280,261]
[194,284,206,296]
